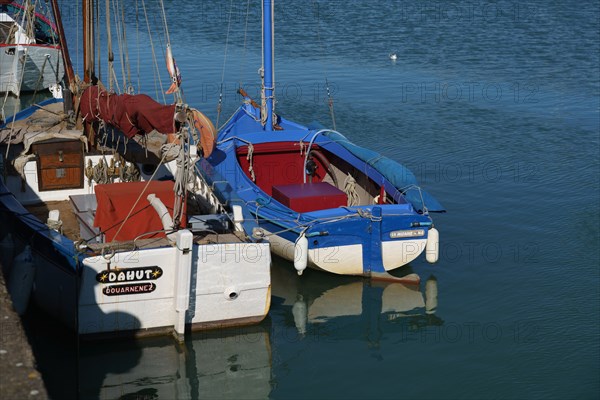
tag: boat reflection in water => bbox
[78,325,272,400]
[75,266,441,399]
[271,263,443,347]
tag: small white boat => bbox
[0,1,64,97]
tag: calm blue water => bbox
[23,1,600,399]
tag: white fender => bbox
[48,210,60,223]
[47,209,62,233]
[294,233,308,275]
[147,194,177,241]
[8,246,35,316]
[165,44,175,77]
[426,227,439,264]
[232,205,244,232]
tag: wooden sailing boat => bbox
[197,0,444,280]
[0,0,271,339]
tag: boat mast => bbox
[82,0,95,83]
[261,0,274,131]
[50,0,76,95]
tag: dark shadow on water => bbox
[22,296,144,400]
[2,230,144,399]
[78,323,272,399]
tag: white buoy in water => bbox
[0,233,15,275]
[425,227,439,264]
[8,245,36,315]
[294,233,308,275]
[425,276,438,314]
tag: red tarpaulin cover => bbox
[80,86,176,138]
[78,85,217,157]
[94,181,185,242]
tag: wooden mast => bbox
[49,0,76,97]
[81,0,96,145]
[82,0,94,83]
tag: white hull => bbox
[1,152,271,338]
[266,230,426,275]
[27,236,271,337]
[2,206,271,337]
[0,44,64,95]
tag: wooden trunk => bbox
[31,138,84,191]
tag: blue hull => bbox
[197,105,443,276]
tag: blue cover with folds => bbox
[323,131,445,212]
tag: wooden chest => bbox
[31,138,84,191]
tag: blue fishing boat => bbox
[197,0,445,279]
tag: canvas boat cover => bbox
[94,180,185,242]
[79,86,176,138]
[322,131,445,213]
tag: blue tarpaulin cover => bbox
[323,131,445,213]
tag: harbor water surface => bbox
[20,1,600,398]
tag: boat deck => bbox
[25,200,80,239]
[24,200,245,250]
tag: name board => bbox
[96,266,163,283]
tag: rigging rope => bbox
[343,173,360,206]
[238,0,252,88]
[96,0,101,82]
[112,0,128,92]
[140,0,166,102]
[76,0,79,74]
[216,0,236,129]
[135,0,140,92]
[312,0,336,130]
[3,44,29,158]
[104,0,113,91]
[120,2,131,92]
[31,55,50,103]
[172,135,191,227]
[158,0,171,49]
[111,140,179,242]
